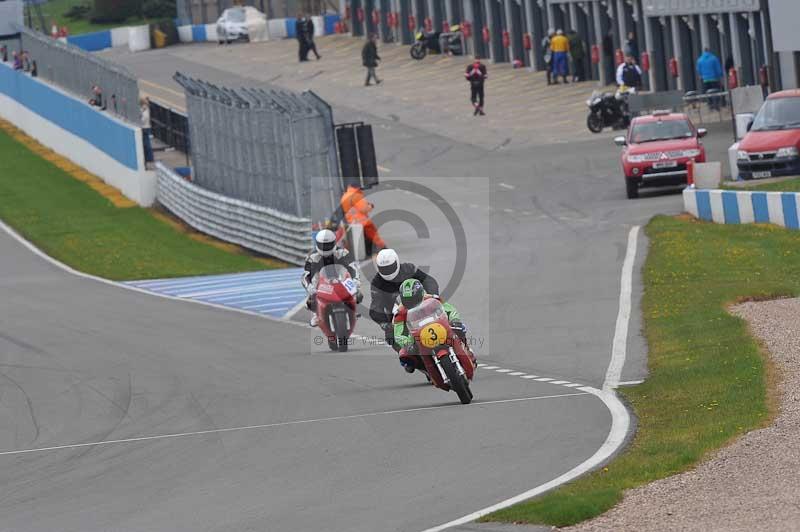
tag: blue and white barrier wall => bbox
[62,26,149,52]
[684,187,800,229]
[177,14,340,43]
[177,23,219,43]
[0,63,155,206]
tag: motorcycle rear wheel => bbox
[587,113,604,134]
[440,355,473,404]
[410,43,426,60]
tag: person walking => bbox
[567,30,585,82]
[465,57,487,116]
[541,29,554,85]
[550,29,570,84]
[296,12,309,61]
[304,16,321,60]
[697,47,723,110]
[362,33,382,86]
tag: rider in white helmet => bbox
[369,248,439,353]
[302,229,361,327]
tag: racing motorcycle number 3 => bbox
[420,322,448,348]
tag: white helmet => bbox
[315,229,337,257]
[375,248,400,281]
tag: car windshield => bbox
[406,298,446,332]
[226,8,246,22]
[751,97,800,131]
[630,119,693,143]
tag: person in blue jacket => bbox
[697,48,723,110]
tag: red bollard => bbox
[686,159,694,186]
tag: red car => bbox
[615,111,707,199]
[736,89,800,180]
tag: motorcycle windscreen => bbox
[406,298,446,332]
[319,263,351,282]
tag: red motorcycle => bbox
[315,264,359,352]
[402,298,475,404]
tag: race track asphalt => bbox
[0,40,736,531]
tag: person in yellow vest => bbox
[340,185,386,255]
[550,29,570,84]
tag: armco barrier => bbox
[156,163,311,265]
[0,62,154,206]
[683,186,800,229]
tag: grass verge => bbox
[481,214,799,527]
[728,177,800,193]
[0,125,277,280]
[39,0,149,35]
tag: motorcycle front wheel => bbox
[440,354,473,404]
[587,113,604,134]
[332,311,350,352]
[410,43,426,60]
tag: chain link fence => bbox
[174,72,340,220]
[17,26,141,124]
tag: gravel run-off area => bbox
[565,297,800,532]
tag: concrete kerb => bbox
[683,185,800,229]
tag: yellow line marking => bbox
[139,79,186,99]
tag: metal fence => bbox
[174,72,340,219]
[17,26,140,124]
[149,100,190,163]
[156,163,311,265]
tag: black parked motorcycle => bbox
[410,27,463,60]
[586,88,634,133]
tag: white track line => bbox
[0,218,637,530]
[605,225,640,390]
[420,226,639,532]
[618,380,644,386]
[420,386,629,532]
[0,393,589,457]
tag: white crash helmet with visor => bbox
[375,248,400,281]
[314,229,337,257]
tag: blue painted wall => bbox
[285,18,297,38]
[192,25,207,41]
[66,30,112,52]
[0,65,139,170]
[324,14,340,34]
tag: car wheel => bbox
[625,178,639,199]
